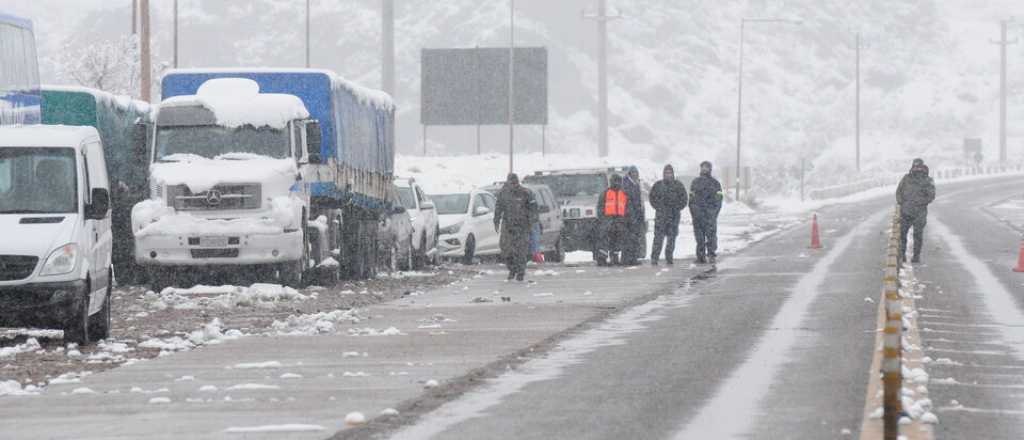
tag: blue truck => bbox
[133,69,395,288]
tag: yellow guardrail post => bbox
[882,207,903,440]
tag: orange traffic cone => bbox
[1013,239,1024,273]
[809,214,823,249]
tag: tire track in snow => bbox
[673,210,886,440]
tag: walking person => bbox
[689,161,723,265]
[622,166,646,265]
[596,174,629,266]
[494,173,539,281]
[649,164,688,265]
[896,158,936,263]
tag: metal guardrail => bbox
[808,164,1024,201]
[882,207,903,440]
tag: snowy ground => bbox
[0,267,474,397]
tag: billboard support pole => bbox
[477,125,482,155]
[422,125,427,156]
[542,125,547,156]
[508,0,516,174]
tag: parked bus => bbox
[0,12,41,125]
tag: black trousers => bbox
[692,214,718,259]
[651,212,680,261]
[899,213,927,259]
[599,219,627,264]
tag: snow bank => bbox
[0,337,41,359]
[270,309,366,336]
[161,78,309,129]
[149,283,308,310]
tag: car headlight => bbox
[40,243,78,276]
[439,222,463,235]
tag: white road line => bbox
[673,211,885,440]
[929,217,1024,358]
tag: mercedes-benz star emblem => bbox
[205,190,222,206]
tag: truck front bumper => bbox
[0,280,87,327]
[134,231,304,266]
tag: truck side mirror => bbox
[306,120,322,164]
[86,188,110,220]
[132,121,150,165]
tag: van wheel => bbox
[88,271,112,341]
[63,282,91,345]
[463,235,476,265]
[544,237,565,263]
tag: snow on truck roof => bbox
[163,68,395,111]
[0,125,99,147]
[160,78,310,129]
[42,84,153,113]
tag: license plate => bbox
[200,236,229,247]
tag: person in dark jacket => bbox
[649,164,688,265]
[896,158,936,263]
[622,166,646,265]
[596,174,629,266]
[494,173,539,281]
[689,161,723,264]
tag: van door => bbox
[83,140,112,315]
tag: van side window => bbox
[0,158,10,195]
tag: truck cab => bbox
[0,125,113,344]
[132,78,323,290]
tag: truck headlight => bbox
[439,222,463,235]
[40,243,78,276]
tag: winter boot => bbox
[911,254,921,264]
[515,272,525,282]
[651,259,659,266]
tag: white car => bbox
[0,126,113,345]
[434,189,500,264]
[394,177,438,268]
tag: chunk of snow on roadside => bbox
[348,327,404,336]
[424,379,439,388]
[175,375,195,382]
[280,373,303,380]
[533,293,554,297]
[228,383,280,391]
[199,385,218,392]
[533,270,560,276]
[0,380,38,396]
[344,412,366,426]
[224,424,325,433]
[921,412,939,424]
[932,377,959,385]
[381,408,399,416]
[48,371,91,385]
[71,387,96,395]
[0,337,41,358]
[271,309,365,336]
[342,371,370,377]
[148,397,171,404]
[232,361,283,369]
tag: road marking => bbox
[673,211,885,440]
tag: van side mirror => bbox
[306,120,322,164]
[86,188,110,220]
[132,122,150,165]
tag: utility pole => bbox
[584,0,619,158]
[992,20,1017,164]
[508,0,515,174]
[382,0,395,97]
[140,0,151,102]
[131,0,137,34]
[856,32,861,172]
[173,0,179,68]
[305,0,311,68]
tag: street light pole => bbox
[856,32,860,172]
[734,18,801,202]
[508,0,515,174]
[173,0,179,68]
[305,0,311,68]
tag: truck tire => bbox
[88,270,112,341]
[280,226,309,287]
[63,282,91,345]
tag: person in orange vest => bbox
[596,174,629,266]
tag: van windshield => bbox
[0,147,78,214]
[155,125,290,161]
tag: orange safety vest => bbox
[603,189,627,217]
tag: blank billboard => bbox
[421,47,548,126]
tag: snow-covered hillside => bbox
[6,0,1024,197]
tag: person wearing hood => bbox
[689,161,723,264]
[494,173,539,281]
[596,174,629,266]
[896,158,936,263]
[649,164,688,265]
[622,166,646,265]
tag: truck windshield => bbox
[155,125,290,160]
[523,174,607,198]
[0,147,78,214]
[432,194,470,215]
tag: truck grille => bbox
[190,249,240,259]
[169,184,261,211]
[0,255,38,281]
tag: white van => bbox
[0,126,113,345]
